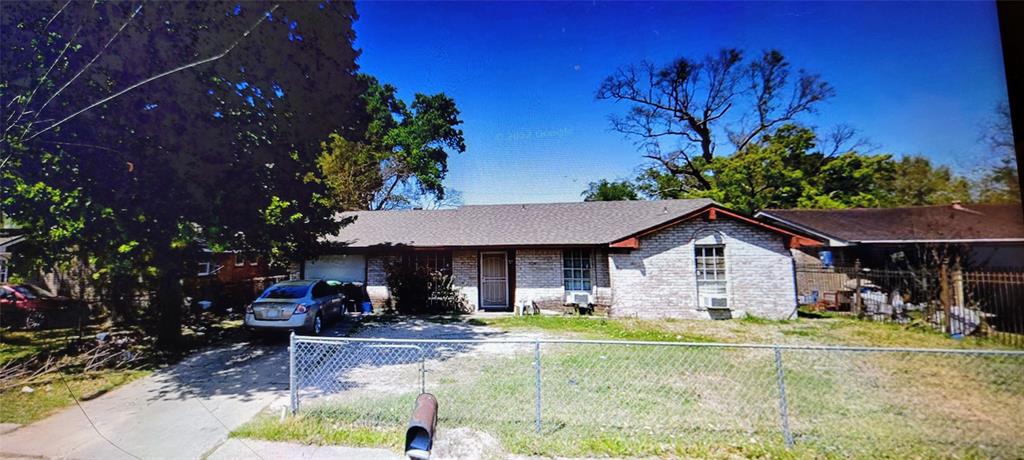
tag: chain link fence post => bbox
[774,347,794,448]
[289,332,298,414]
[534,339,542,434]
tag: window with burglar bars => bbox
[695,245,727,307]
[563,249,592,291]
[407,251,452,275]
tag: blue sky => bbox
[354,1,1009,205]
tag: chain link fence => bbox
[290,335,1024,458]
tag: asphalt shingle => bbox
[324,199,715,248]
[759,203,1024,243]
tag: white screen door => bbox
[480,252,508,307]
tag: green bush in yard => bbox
[385,264,467,314]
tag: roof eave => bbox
[610,204,824,249]
[855,238,1024,244]
[754,211,853,246]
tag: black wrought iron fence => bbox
[795,264,1024,346]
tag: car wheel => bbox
[311,313,323,336]
[25,311,45,330]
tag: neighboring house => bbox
[756,203,1024,270]
[0,231,26,284]
[194,250,272,284]
[302,199,820,320]
[187,251,284,309]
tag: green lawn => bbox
[0,369,149,424]
[0,327,101,364]
[234,314,1024,458]
[478,311,1021,349]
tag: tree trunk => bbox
[107,272,137,325]
[153,249,186,351]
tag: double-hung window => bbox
[695,245,727,308]
[563,249,592,291]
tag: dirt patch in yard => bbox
[296,316,551,401]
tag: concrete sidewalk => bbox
[208,439,400,460]
[0,316,371,460]
[0,341,289,459]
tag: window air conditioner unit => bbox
[565,291,592,306]
[700,295,729,310]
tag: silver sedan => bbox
[244,279,344,335]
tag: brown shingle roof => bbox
[325,199,716,248]
[758,203,1024,243]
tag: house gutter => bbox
[855,238,1024,244]
[754,212,852,247]
[610,205,824,249]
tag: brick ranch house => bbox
[301,199,821,320]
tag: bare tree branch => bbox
[21,3,145,138]
[43,0,74,32]
[5,25,83,134]
[23,3,280,143]
[39,140,124,154]
[599,48,833,193]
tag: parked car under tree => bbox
[0,283,89,330]
[243,279,345,335]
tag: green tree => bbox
[317,134,384,211]
[582,179,640,201]
[659,125,895,213]
[881,155,971,207]
[597,49,834,194]
[318,75,466,211]
[2,1,366,348]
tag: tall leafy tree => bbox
[594,48,983,213]
[662,125,894,213]
[880,155,972,207]
[597,49,834,194]
[582,179,639,201]
[2,1,366,347]
[318,75,466,211]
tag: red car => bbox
[0,284,88,330]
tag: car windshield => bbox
[258,283,310,300]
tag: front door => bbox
[480,252,508,308]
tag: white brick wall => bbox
[609,218,797,320]
[513,248,612,309]
[453,250,478,310]
[514,249,564,309]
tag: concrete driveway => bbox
[0,315,531,459]
[0,320,358,459]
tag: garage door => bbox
[304,255,366,282]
